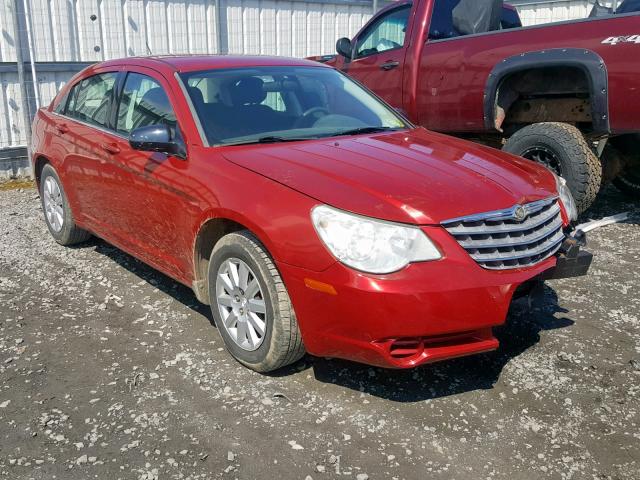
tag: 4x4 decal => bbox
[602,35,640,45]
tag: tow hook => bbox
[542,212,629,281]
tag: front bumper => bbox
[277,229,592,369]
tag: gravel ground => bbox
[0,184,639,480]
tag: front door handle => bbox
[101,143,121,155]
[55,123,69,134]
[380,61,400,71]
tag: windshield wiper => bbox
[331,126,403,137]
[223,136,315,146]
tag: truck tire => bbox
[613,168,640,198]
[208,230,305,373]
[503,122,601,213]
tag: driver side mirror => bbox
[129,124,186,159]
[336,37,353,59]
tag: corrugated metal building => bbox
[0,0,618,177]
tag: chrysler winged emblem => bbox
[513,205,527,222]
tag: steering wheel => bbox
[295,107,330,128]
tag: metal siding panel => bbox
[123,0,148,56]
[75,0,104,60]
[101,0,127,58]
[243,0,260,54]
[226,0,244,54]
[30,0,56,61]
[0,0,17,62]
[146,0,170,55]
[291,3,306,58]
[306,3,322,57]
[187,0,209,54]
[275,1,292,56]
[261,0,277,55]
[169,0,189,53]
[205,0,218,53]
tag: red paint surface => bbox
[31,55,566,368]
[328,0,640,134]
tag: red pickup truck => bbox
[313,0,640,212]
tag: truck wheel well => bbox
[483,49,609,136]
[496,66,592,133]
[192,218,247,304]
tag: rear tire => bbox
[208,230,305,373]
[503,122,602,213]
[39,164,91,246]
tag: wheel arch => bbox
[191,214,274,305]
[33,155,51,188]
[484,48,609,135]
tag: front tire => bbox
[503,122,602,213]
[208,231,305,373]
[39,164,91,245]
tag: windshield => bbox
[179,66,409,146]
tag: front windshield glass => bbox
[179,66,409,146]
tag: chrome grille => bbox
[442,197,565,270]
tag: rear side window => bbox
[66,73,118,128]
[115,72,177,135]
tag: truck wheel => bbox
[39,164,92,245]
[503,122,602,213]
[613,167,640,198]
[208,230,305,373]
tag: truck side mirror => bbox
[336,37,353,59]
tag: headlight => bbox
[311,205,441,274]
[554,174,578,222]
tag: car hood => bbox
[222,128,558,225]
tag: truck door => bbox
[342,4,412,110]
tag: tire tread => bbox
[504,122,602,213]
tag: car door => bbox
[103,68,197,278]
[341,4,412,110]
[56,70,127,227]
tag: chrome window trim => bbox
[441,196,558,226]
[174,72,209,147]
[49,110,128,141]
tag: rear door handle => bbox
[55,123,69,134]
[380,61,400,71]
[101,143,121,155]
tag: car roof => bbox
[98,55,328,74]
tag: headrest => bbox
[452,0,502,35]
[188,86,205,107]
[230,77,266,105]
[139,87,172,115]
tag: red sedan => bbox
[30,55,589,372]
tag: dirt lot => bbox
[0,184,638,480]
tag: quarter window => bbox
[116,73,177,135]
[66,72,118,128]
[355,6,411,58]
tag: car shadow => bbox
[79,239,213,320]
[270,286,573,402]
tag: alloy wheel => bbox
[43,176,64,232]
[215,258,267,351]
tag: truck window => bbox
[429,0,522,40]
[354,5,412,59]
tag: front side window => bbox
[180,66,409,146]
[355,6,411,58]
[116,72,177,135]
[66,72,118,128]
